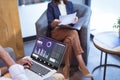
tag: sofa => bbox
[35,3,92,66]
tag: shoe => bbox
[78,66,93,78]
[63,66,70,79]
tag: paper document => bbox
[59,12,77,25]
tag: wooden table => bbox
[92,31,120,80]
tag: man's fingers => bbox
[23,59,32,66]
[23,65,30,69]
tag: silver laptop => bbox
[25,36,66,80]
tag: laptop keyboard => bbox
[29,61,50,76]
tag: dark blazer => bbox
[47,1,75,24]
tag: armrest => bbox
[76,4,92,29]
[82,5,92,28]
[0,47,16,67]
[74,4,92,64]
[75,4,91,45]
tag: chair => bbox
[35,3,92,66]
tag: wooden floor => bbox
[24,39,120,80]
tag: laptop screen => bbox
[31,36,66,69]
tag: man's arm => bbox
[0,45,32,75]
[0,45,16,76]
[0,45,16,67]
[0,45,29,80]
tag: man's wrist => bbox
[3,54,16,67]
[0,67,8,76]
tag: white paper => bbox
[59,12,76,25]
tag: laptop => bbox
[25,36,66,80]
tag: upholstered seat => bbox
[35,3,92,66]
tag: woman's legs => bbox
[62,30,93,78]
[76,55,86,69]
[76,55,93,77]
[70,31,93,77]
[51,28,92,78]
[51,28,74,79]
[62,38,72,79]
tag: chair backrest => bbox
[74,4,91,18]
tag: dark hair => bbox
[52,0,68,5]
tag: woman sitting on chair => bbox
[46,0,93,79]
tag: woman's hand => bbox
[73,16,78,24]
[51,19,61,27]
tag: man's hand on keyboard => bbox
[16,58,33,69]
